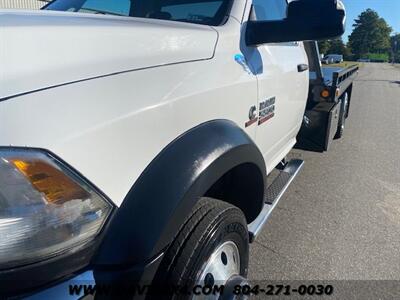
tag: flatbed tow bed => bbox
[297,41,358,152]
[322,66,345,85]
[323,65,358,92]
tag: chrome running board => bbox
[248,159,304,242]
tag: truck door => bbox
[244,0,309,172]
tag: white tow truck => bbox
[0,0,353,298]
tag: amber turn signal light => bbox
[12,159,89,204]
[321,89,330,98]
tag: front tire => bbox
[152,198,249,299]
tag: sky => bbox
[342,0,400,42]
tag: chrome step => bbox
[248,159,304,242]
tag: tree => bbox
[391,34,400,63]
[318,38,352,60]
[329,38,347,55]
[348,9,392,58]
[318,40,331,55]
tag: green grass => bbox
[328,61,363,68]
[364,53,389,62]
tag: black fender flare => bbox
[94,120,266,267]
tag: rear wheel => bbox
[152,198,249,299]
[335,92,349,139]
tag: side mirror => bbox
[246,0,346,46]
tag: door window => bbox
[252,0,288,21]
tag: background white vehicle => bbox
[322,54,344,64]
[0,0,353,298]
[322,56,335,64]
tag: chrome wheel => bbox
[194,241,241,299]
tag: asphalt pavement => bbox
[249,63,400,282]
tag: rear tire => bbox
[334,92,349,139]
[151,198,249,299]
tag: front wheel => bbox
[152,198,249,299]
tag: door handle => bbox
[297,64,309,72]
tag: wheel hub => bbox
[194,241,241,300]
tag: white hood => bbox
[0,10,218,99]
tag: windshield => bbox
[43,0,233,26]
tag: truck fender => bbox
[94,120,266,267]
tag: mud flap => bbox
[295,102,340,152]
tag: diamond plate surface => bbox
[265,171,292,204]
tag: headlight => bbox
[0,148,112,268]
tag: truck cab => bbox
[0,0,346,298]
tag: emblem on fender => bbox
[258,97,276,125]
[245,105,258,128]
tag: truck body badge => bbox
[245,105,258,127]
[258,97,276,125]
[234,54,252,74]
